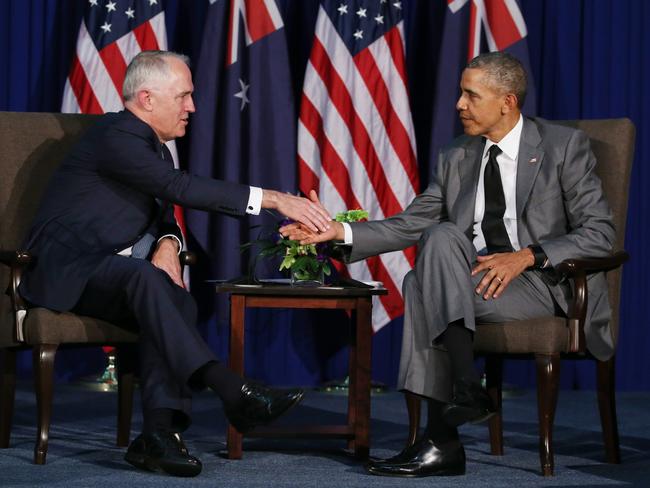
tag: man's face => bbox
[147,58,195,142]
[456,68,507,139]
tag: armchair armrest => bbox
[0,250,33,343]
[556,251,629,276]
[555,251,629,353]
[0,250,33,267]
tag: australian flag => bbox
[429,0,537,163]
[186,0,296,289]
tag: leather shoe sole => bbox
[366,462,465,477]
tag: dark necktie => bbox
[481,144,512,253]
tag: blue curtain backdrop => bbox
[1,0,648,391]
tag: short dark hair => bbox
[467,52,527,108]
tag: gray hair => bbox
[122,50,190,101]
[467,52,527,108]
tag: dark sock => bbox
[440,320,480,382]
[197,361,245,407]
[425,399,459,443]
[143,408,174,435]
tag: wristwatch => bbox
[528,245,549,269]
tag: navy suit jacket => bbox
[20,110,250,312]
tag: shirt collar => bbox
[484,114,523,161]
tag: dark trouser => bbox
[72,254,216,431]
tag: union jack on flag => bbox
[298,0,419,331]
[61,0,188,283]
[455,0,529,59]
[225,0,284,66]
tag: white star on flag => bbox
[356,7,367,18]
[125,7,135,18]
[100,21,111,33]
[106,1,117,12]
[149,0,158,6]
[353,29,363,40]
[393,1,402,9]
[88,0,98,6]
[375,14,384,24]
[234,78,250,111]
[337,3,348,15]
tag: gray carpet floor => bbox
[1,381,649,487]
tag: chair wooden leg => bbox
[596,357,621,464]
[116,345,136,447]
[1,349,17,448]
[485,355,504,455]
[535,353,560,476]
[33,344,58,465]
[404,391,421,448]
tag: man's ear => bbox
[501,93,518,114]
[136,89,153,112]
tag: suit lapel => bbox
[455,137,485,235]
[516,118,544,217]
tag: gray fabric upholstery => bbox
[0,111,137,348]
[474,118,635,354]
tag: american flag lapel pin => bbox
[529,157,538,164]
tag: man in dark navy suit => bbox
[19,50,332,477]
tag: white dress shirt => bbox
[473,114,523,252]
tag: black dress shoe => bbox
[366,438,466,477]
[224,382,304,433]
[442,378,496,427]
[124,430,202,477]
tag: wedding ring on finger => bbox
[495,276,503,284]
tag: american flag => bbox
[298,0,419,331]
[61,0,168,114]
[61,0,188,282]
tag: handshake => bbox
[276,189,347,244]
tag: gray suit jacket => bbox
[347,117,616,360]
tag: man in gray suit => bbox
[281,52,614,477]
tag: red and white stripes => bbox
[298,6,419,331]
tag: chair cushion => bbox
[474,317,569,354]
[23,307,138,345]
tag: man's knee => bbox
[128,261,175,292]
[417,222,468,258]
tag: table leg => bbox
[227,294,245,460]
[347,308,357,452]
[352,297,372,459]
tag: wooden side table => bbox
[215,282,387,460]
